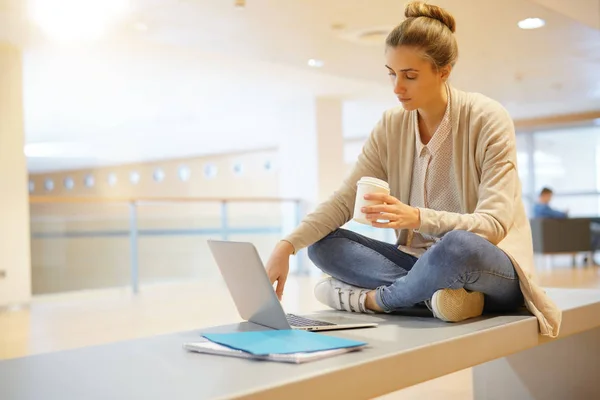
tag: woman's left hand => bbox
[362,193,421,230]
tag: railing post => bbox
[294,199,308,276]
[221,201,229,240]
[129,201,139,294]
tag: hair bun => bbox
[405,1,456,33]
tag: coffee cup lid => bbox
[358,176,389,189]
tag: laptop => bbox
[207,240,378,331]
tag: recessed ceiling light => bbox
[518,18,545,30]
[28,0,130,42]
[307,59,324,68]
[337,26,394,47]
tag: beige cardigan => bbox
[284,85,562,338]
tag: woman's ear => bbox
[440,65,452,81]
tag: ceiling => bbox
[530,0,600,30]
[0,0,599,173]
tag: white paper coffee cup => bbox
[352,177,390,225]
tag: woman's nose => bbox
[394,82,405,95]
[391,77,404,94]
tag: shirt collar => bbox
[414,84,452,156]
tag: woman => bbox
[266,1,561,337]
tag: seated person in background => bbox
[534,187,598,264]
[533,187,568,219]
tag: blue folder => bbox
[202,330,367,356]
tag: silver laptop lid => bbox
[207,240,291,330]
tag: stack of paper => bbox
[183,330,367,364]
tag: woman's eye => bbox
[406,75,417,80]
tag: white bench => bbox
[0,288,598,400]
[472,288,600,399]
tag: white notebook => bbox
[183,339,365,364]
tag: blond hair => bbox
[386,1,458,69]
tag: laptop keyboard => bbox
[286,313,337,327]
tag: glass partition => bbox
[30,198,301,295]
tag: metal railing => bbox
[29,196,305,294]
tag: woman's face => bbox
[385,45,450,111]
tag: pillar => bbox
[0,43,31,307]
[278,96,345,274]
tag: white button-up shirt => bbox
[398,88,461,258]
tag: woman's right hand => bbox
[266,241,294,300]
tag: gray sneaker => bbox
[313,277,372,313]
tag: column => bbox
[315,97,346,203]
[0,43,31,307]
[277,96,345,274]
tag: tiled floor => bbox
[1,263,599,399]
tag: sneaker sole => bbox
[431,288,484,322]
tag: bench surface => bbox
[1,288,599,400]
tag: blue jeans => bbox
[308,229,524,313]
